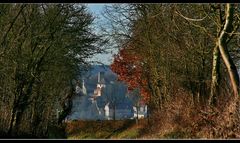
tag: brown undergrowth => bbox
[139,88,240,139]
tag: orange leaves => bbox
[110,45,150,103]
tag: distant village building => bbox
[75,79,87,96]
[82,79,87,95]
[104,103,110,120]
[66,65,147,121]
[104,102,134,120]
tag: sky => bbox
[87,4,106,14]
[86,4,116,65]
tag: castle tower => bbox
[82,79,87,95]
[94,72,106,97]
[97,72,105,88]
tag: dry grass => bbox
[138,87,240,139]
[65,119,145,139]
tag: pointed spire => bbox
[82,79,87,95]
[82,79,85,87]
[98,72,100,83]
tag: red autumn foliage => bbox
[110,45,150,102]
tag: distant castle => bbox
[66,65,147,121]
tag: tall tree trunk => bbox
[8,96,24,136]
[8,106,17,136]
[217,4,240,130]
[136,103,139,125]
[209,45,220,105]
[218,4,239,97]
[113,103,116,121]
[157,86,162,109]
[12,110,24,135]
[8,84,22,136]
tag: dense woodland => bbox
[0,3,240,139]
[0,4,105,137]
[108,4,240,138]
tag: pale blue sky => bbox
[87,4,115,65]
[87,4,106,15]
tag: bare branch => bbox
[175,9,208,22]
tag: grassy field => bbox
[65,119,147,139]
[64,118,198,139]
